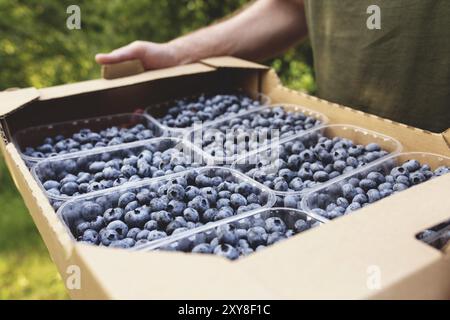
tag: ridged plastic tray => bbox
[134,207,327,257]
[32,137,207,206]
[56,167,277,248]
[187,103,329,166]
[144,91,270,136]
[232,124,402,199]
[14,112,165,166]
[301,152,450,219]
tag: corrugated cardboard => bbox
[1,56,449,299]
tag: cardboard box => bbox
[1,57,450,299]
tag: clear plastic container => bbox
[144,91,271,136]
[417,219,450,251]
[187,104,329,166]
[134,207,326,259]
[32,137,207,204]
[56,167,277,248]
[14,112,165,166]
[301,152,450,220]
[232,124,402,199]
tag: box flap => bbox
[38,63,216,101]
[0,87,40,118]
[200,56,269,70]
[72,244,276,299]
[101,59,145,80]
[443,128,450,149]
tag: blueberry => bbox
[345,202,362,213]
[192,243,213,254]
[144,219,158,231]
[61,182,79,196]
[359,179,377,191]
[124,206,151,228]
[294,219,309,233]
[103,207,124,223]
[118,192,137,208]
[274,180,289,192]
[313,171,329,182]
[80,201,103,221]
[183,208,199,222]
[367,189,381,203]
[283,195,298,208]
[200,187,218,205]
[124,200,139,213]
[150,197,167,212]
[435,166,450,176]
[126,227,141,240]
[235,182,254,196]
[188,196,210,213]
[185,186,200,200]
[213,244,239,260]
[167,200,186,216]
[409,171,426,185]
[106,220,128,239]
[391,166,408,178]
[80,229,99,244]
[167,184,185,201]
[100,229,120,246]
[247,226,267,248]
[43,180,60,190]
[147,230,167,242]
[353,193,368,204]
[265,217,287,233]
[152,210,173,226]
[393,183,408,192]
[230,193,247,208]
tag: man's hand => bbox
[95,41,180,70]
[96,0,307,70]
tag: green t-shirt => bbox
[305,0,449,132]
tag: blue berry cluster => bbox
[23,123,157,159]
[201,106,322,159]
[37,140,195,200]
[157,94,263,128]
[160,213,320,260]
[62,169,270,248]
[308,160,450,220]
[240,133,388,193]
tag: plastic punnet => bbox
[14,113,165,166]
[187,103,329,166]
[301,152,450,220]
[56,166,276,248]
[135,207,326,258]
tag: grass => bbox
[0,158,68,299]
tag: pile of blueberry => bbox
[159,212,320,260]
[156,94,263,128]
[37,140,195,200]
[200,106,322,160]
[238,133,389,193]
[61,168,270,248]
[23,122,158,159]
[307,160,450,220]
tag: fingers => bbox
[95,42,146,65]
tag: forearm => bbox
[169,0,308,64]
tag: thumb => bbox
[95,42,146,65]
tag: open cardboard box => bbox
[1,57,450,299]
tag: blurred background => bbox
[0,0,315,299]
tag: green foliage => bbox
[0,0,315,299]
[0,0,315,91]
[0,158,68,299]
